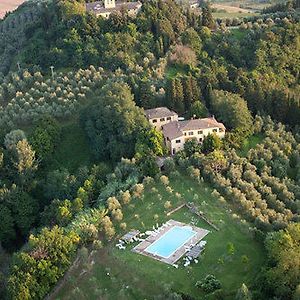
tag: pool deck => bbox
[132,220,209,265]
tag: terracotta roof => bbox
[144,107,178,119]
[86,1,142,14]
[162,117,226,141]
[162,121,183,140]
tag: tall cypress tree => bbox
[174,77,184,114]
[182,76,193,111]
[201,2,215,29]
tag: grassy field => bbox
[166,65,188,79]
[50,175,266,300]
[238,134,264,157]
[49,121,94,172]
[213,11,257,19]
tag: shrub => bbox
[164,157,176,174]
[196,275,221,293]
[111,209,123,222]
[164,201,172,209]
[4,130,26,149]
[120,222,127,230]
[107,197,121,211]
[132,183,144,198]
[120,190,131,205]
[160,175,169,186]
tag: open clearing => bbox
[49,175,266,300]
[0,0,25,19]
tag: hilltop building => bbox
[144,107,179,131]
[163,117,226,155]
[145,107,226,155]
[86,0,142,18]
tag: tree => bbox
[236,283,252,300]
[184,138,201,156]
[0,205,15,245]
[166,77,185,114]
[181,27,202,54]
[138,79,154,109]
[169,45,197,68]
[202,133,221,154]
[211,90,253,135]
[107,196,121,211]
[111,209,123,222]
[182,76,201,111]
[44,169,79,202]
[189,100,208,119]
[264,223,300,299]
[8,226,80,300]
[196,274,221,293]
[12,140,38,186]
[83,82,149,161]
[120,190,131,205]
[4,130,26,150]
[201,2,215,29]
[135,127,165,157]
[29,116,61,162]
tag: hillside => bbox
[0,1,299,300]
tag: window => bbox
[167,117,171,120]
[188,131,194,136]
[213,129,218,133]
[175,139,181,144]
[152,119,157,123]
[184,132,187,136]
[198,130,203,134]
[199,138,203,142]
[160,118,165,121]
[172,148,176,155]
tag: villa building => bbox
[86,0,142,19]
[145,107,226,155]
[163,117,226,155]
[144,107,178,131]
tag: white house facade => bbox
[144,107,178,131]
[162,117,226,155]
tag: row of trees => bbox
[0,66,106,130]
[180,116,299,233]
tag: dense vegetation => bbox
[0,0,299,299]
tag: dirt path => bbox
[0,0,26,19]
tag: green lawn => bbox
[230,28,247,40]
[50,175,266,300]
[166,65,188,79]
[49,121,93,172]
[238,134,264,157]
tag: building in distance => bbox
[86,0,142,19]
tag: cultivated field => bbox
[212,3,253,13]
[0,0,25,19]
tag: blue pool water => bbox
[145,226,196,258]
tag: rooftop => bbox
[144,107,178,119]
[162,117,226,141]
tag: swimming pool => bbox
[145,226,197,258]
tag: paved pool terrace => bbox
[132,220,209,265]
